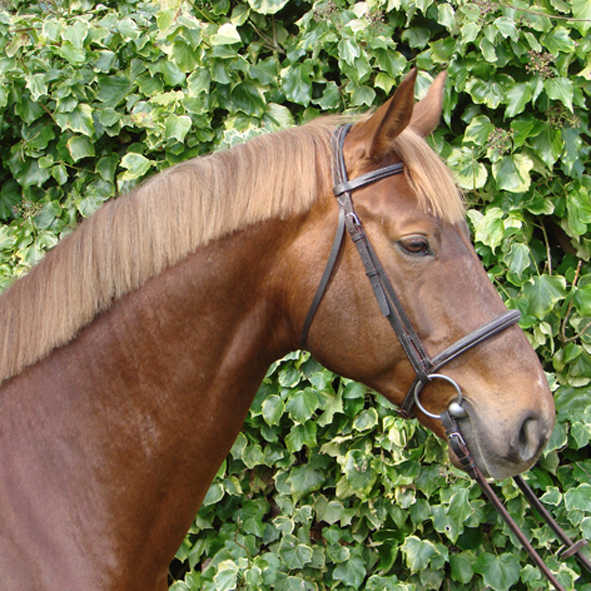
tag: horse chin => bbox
[447,404,544,481]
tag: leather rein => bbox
[301,124,590,590]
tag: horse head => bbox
[295,70,555,480]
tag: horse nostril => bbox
[514,414,548,464]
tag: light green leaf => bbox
[463,115,494,146]
[164,114,192,142]
[505,82,532,117]
[343,449,377,493]
[213,561,239,591]
[285,388,318,423]
[492,153,534,193]
[504,242,532,285]
[494,16,519,41]
[333,551,367,587]
[287,463,324,499]
[54,104,95,136]
[545,76,574,111]
[211,23,242,45]
[25,73,48,101]
[202,482,224,506]
[465,78,504,108]
[400,536,440,572]
[281,63,313,106]
[523,275,567,319]
[67,136,95,162]
[474,553,520,591]
[467,207,505,251]
[565,483,591,512]
[448,147,488,190]
[352,408,378,432]
[262,394,284,426]
[61,20,89,49]
[573,0,591,33]
[450,551,476,584]
[338,38,360,66]
[279,535,313,569]
[120,152,155,179]
[438,4,455,30]
[247,0,289,14]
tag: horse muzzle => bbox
[446,397,554,480]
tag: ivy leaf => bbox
[120,152,155,180]
[262,394,284,426]
[333,550,367,587]
[400,536,440,572]
[467,207,505,251]
[466,78,504,108]
[67,136,95,162]
[61,20,89,49]
[279,535,313,569]
[25,73,48,101]
[164,114,192,143]
[247,0,289,14]
[544,76,574,111]
[523,275,567,319]
[474,553,520,591]
[448,147,488,190]
[213,561,239,591]
[287,464,325,501]
[504,242,532,285]
[230,82,266,116]
[338,38,360,66]
[450,551,476,584]
[492,153,534,193]
[573,0,591,34]
[463,115,494,146]
[352,408,378,432]
[281,62,313,106]
[210,23,241,45]
[505,82,532,117]
[343,449,377,493]
[285,388,318,423]
[531,121,563,169]
[565,483,591,512]
[54,104,95,136]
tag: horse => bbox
[0,69,555,590]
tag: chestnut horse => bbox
[0,70,554,590]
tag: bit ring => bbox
[413,373,465,420]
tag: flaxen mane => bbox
[0,118,462,384]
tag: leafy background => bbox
[0,0,590,589]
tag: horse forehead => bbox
[356,178,440,229]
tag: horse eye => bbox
[398,236,431,256]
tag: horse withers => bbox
[0,70,554,590]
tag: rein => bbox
[301,124,591,589]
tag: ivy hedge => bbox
[1,0,590,589]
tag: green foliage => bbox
[1,0,591,589]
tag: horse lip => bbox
[445,399,495,478]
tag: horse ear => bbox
[409,71,446,137]
[346,68,417,162]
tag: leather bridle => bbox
[300,123,521,419]
[300,124,591,590]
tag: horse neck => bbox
[0,216,298,590]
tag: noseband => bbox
[300,123,520,420]
[300,124,591,590]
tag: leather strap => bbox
[399,310,522,418]
[514,475,591,573]
[300,206,346,349]
[442,412,567,591]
